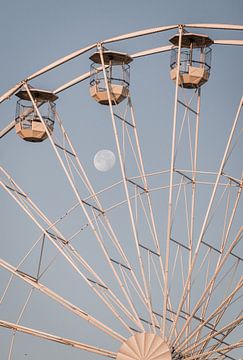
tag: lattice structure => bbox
[0,23,242,360]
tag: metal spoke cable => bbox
[22,84,147,330]
[0,258,125,342]
[54,109,149,309]
[99,44,156,331]
[169,98,243,343]
[0,170,141,332]
[7,288,34,360]
[162,25,184,338]
[0,320,117,359]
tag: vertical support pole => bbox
[186,86,201,339]
[98,43,156,332]
[162,24,184,338]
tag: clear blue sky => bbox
[0,1,242,360]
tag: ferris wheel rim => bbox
[0,22,243,106]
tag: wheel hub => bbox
[116,333,172,360]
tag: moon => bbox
[94,149,116,172]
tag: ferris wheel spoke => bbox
[95,213,150,314]
[210,266,242,330]
[19,84,150,331]
[53,106,151,320]
[182,341,243,360]
[52,46,173,96]
[64,242,146,331]
[0,231,44,305]
[198,259,242,349]
[173,90,198,165]
[175,277,243,353]
[162,25,184,338]
[190,183,238,340]
[193,260,241,349]
[201,312,243,360]
[115,266,147,331]
[170,176,187,230]
[199,184,232,238]
[53,110,102,198]
[172,227,243,351]
[197,257,241,346]
[172,87,201,338]
[0,168,147,332]
[178,183,243,345]
[136,191,167,292]
[128,97,169,319]
[0,120,15,139]
[0,258,125,343]
[98,45,157,332]
[91,208,145,331]
[193,259,227,344]
[0,320,117,359]
[168,97,243,343]
[0,22,242,359]
[104,59,180,333]
[182,315,243,357]
[49,129,146,312]
[6,287,34,360]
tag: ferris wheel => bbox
[0,23,242,360]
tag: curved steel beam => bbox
[102,24,178,44]
[214,39,243,46]
[185,23,243,31]
[0,24,242,107]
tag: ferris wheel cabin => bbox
[15,88,58,142]
[169,32,213,88]
[89,50,133,105]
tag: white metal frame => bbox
[0,23,242,360]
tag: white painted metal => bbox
[53,111,151,331]
[0,23,242,107]
[131,45,173,58]
[169,97,243,344]
[176,278,243,352]
[0,166,142,334]
[185,23,243,31]
[0,22,242,360]
[0,320,117,358]
[26,44,96,81]
[162,25,183,338]
[98,45,156,331]
[23,84,145,329]
[0,26,242,138]
[184,341,243,360]
[103,25,178,44]
[0,82,23,104]
[0,120,15,138]
[49,112,148,332]
[0,258,125,342]
[213,39,243,45]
